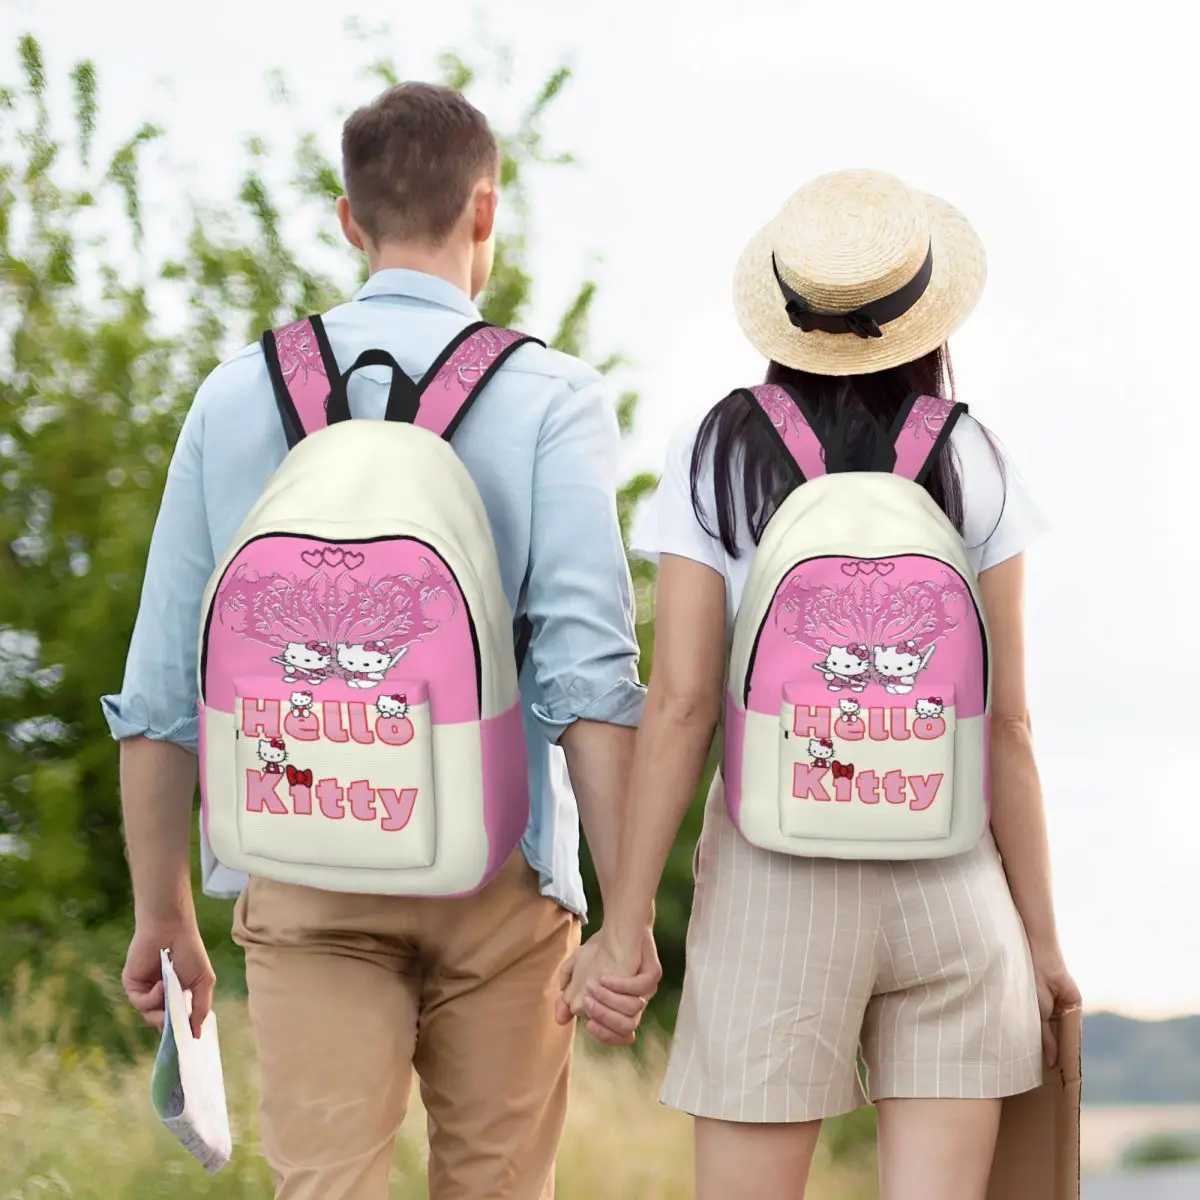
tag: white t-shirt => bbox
[630,411,1049,622]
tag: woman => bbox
[562,170,1080,1199]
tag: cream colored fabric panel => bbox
[736,708,988,859]
[205,709,491,895]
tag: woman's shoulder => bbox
[948,412,1006,496]
[663,410,709,467]
[948,413,1050,570]
[629,410,727,571]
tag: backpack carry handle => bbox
[741,383,829,483]
[324,349,423,427]
[886,394,969,485]
[741,384,968,487]
[263,317,542,449]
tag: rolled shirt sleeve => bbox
[100,391,216,754]
[523,375,646,741]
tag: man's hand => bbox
[555,925,661,1047]
[123,919,215,1040]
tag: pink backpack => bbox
[724,384,991,860]
[197,315,541,896]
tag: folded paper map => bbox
[149,948,232,1174]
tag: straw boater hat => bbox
[733,169,986,376]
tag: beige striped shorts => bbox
[660,774,1043,1124]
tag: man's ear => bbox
[473,179,498,245]
[337,195,366,251]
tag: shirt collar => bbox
[353,268,481,320]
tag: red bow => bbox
[928,696,942,705]
[269,737,285,749]
[831,761,855,780]
[286,765,313,787]
[390,694,406,703]
[306,641,330,654]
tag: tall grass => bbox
[1,958,878,1198]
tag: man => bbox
[105,81,659,1200]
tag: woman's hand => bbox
[555,926,659,1046]
[1031,944,1081,1066]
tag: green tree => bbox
[0,31,710,1042]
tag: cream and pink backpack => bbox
[725,384,990,860]
[198,315,540,896]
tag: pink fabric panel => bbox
[892,395,955,481]
[746,384,826,480]
[198,701,210,843]
[479,699,531,884]
[747,554,986,720]
[273,319,331,436]
[203,536,480,724]
[722,691,747,825]
[415,326,529,437]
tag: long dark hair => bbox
[690,345,996,557]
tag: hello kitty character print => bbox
[772,560,967,700]
[915,696,944,719]
[257,737,287,774]
[288,690,314,718]
[873,640,930,695]
[808,737,834,769]
[376,693,409,720]
[337,641,404,689]
[838,698,862,724]
[272,641,333,685]
[814,644,870,692]
[216,548,457,691]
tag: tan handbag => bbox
[987,1007,1082,1200]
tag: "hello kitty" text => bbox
[792,704,946,742]
[792,764,943,810]
[241,698,413,746]
[245,771,418,830]
[790,702,948,811]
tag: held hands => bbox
[122,918,216,1041]
[555,926,661,1047]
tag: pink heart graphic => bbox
[876,561,895,575]
[322,548,345,567]
[858,561,877,574]
[343,551,365,570]
[300,549,323,568]
[840,562,858,576]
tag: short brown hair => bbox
[341,82,499,246]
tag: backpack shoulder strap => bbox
[411,321,542,674]
[414,321,544,440]
[740,383,828,482]
[887,394,969,484]
[262,315,341,449]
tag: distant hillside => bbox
[1085,1012,1200,1104]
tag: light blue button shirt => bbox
[101,269,646,917]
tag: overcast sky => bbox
[3,0,1197,1017]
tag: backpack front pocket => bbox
[232,676,437,871]
[777,681,956,844]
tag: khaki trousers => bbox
[231,850,581,1200]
